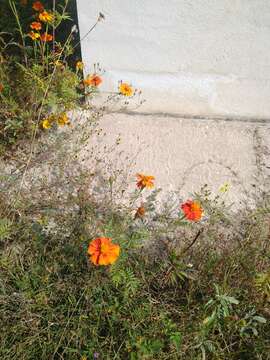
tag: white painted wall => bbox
[77,0,270,118]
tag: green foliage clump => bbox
[0,0,83,151]
[0,59,81,149]
[0,172,269,359]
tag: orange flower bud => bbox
[30,21,42,30]
[32,1,44,12]
[84,74,102,87]
[135,205,146,219]
[40,33,53,42]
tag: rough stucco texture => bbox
[77,0,270,117]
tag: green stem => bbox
[9,0,28,66]
[45,23,49,73]
[33,40,37,62]
[52,0,56,54]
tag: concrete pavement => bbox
[86,112,270,209]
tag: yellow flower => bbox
[28,31,40,40]
[119,82,133,97]
[57,113,69,126]
[42,119,52,129]
[219,182,230,193]
[54,60,65,70]
[39,11,54,23]
[76,61,84,71]
[41,114,55,129]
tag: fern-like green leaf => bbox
[255,271,270,300]
[0,218,13,240]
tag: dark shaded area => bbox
[0,0,82,64]
[48,0,82,64]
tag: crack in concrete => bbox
[112,110,270,124]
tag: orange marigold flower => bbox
[181,200,203,221]
[136,173,155,190]
[0,83,4,92]
[32,1,44,12]
[84,74,102,87]
[28,31,40,40]
[30,21,42,30]
[119,82,133,97]
[88,237,120,266]
[40,33,53,42]
[134,205,146,219]
[76,61,84,71]
[39,11,54,23]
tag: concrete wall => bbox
[77,0,270,118]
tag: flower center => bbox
[100,243,108,253]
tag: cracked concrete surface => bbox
[89,113,270,209]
